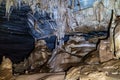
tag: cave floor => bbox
[1,59,120,80]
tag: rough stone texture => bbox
[64,35,96,57]
[73,7,111,33]
[65,67,81,80]
[13,40,51,74]
[0,56,14,80]
[114,17,120,59]
[48,35,97,72]
[49,51,81,72]
[1,0,120,80]
[80,71,120,80]
[99,39,114,62]
[65,59,120,80]
[83,50,100,64]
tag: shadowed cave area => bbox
[0,4,71,63]
[0,4,35,63]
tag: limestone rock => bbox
[65,67,81,80]
[13,40,51,74]
[49,51,81,72]
[99,39,114,62]
[80,71,120,80]
[64,35,96,57]
[0,56,14,80]
[83,50,100,65]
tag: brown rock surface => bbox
[0,56,14,80]
[99,39,114,62]
[13,40,51,74]
[65,59,120,80]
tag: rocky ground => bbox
[1,32,120,80]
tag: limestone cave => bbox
[0,0,120,80]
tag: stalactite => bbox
[5,0,14,19]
